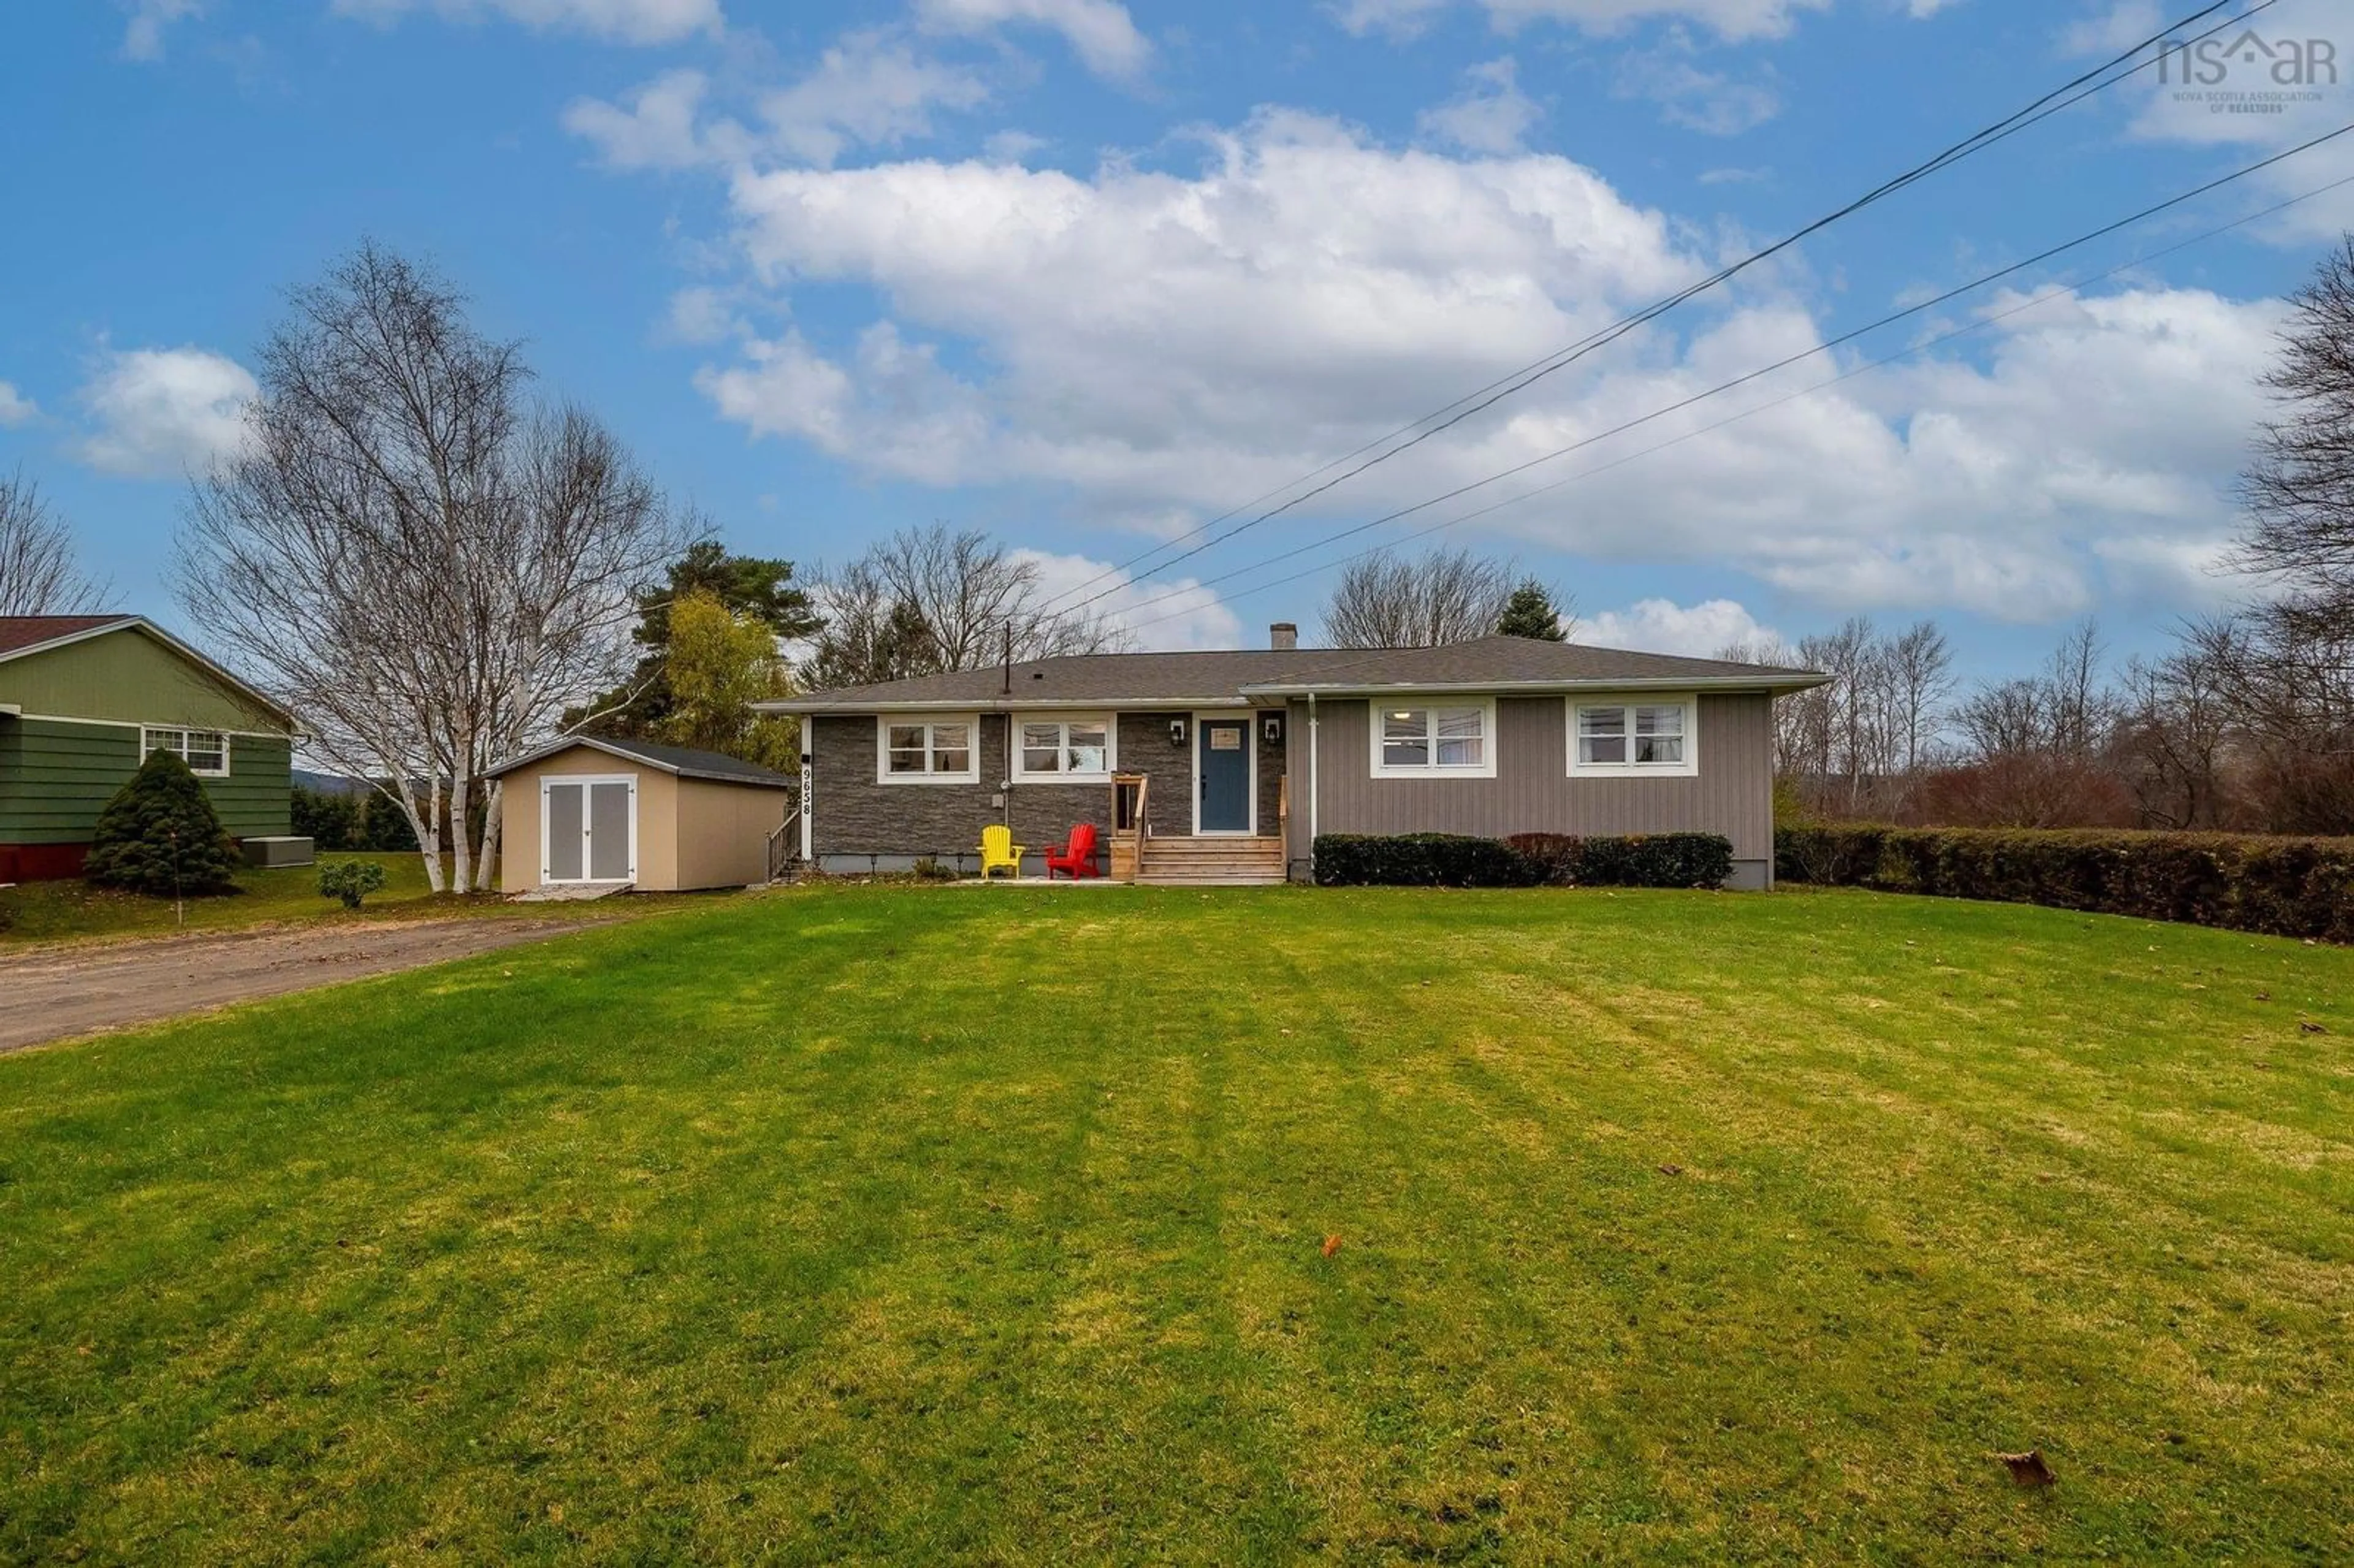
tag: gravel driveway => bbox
[0,919,595,1053]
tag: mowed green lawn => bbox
[2,886,2350,1563]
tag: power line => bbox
[1118,167,2354,639]
[1101,122,2354,637]
[1033,0,2280,621]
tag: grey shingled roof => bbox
[764,634,1825,712]
[486,733,795,786]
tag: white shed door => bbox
[544,776,637,883]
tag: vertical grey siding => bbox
[1308,693,1774,862]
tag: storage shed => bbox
[487,736,793,894]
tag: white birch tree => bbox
[174,243,678,891]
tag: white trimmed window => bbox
[1569,697,1698,777]
[142,727,229,777]
[876,715,980,783]
[1013,715,1114,782]
[1371,700,1496,778]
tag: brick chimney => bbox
[1270,622,1298,651]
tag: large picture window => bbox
[142,726,229,777]
[1013,715,1114,782]
[876,715,980,783]
[1370,700,1496,778]
[1569,696,1698,777]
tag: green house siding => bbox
[0,628,284,732]
[0,720,292,843]
[203,733,293,837]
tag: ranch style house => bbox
[763,626,1828,887]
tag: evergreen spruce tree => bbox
[1496,579,1569,641]
[82,750,241,896]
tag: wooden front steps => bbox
[1135,834,1288,886]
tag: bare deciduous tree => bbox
[0,470,109,616]
[1885,620,1954,777]
[2236,235,2354,635]
[802,523,1128,687]
[1320,547,1517,649]
[2114,626,2236,830]
[176,243,679,892]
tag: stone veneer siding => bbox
[808,709,1290,874]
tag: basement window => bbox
[142,726,229,777]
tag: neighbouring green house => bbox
[0,615,300,883]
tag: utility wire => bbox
[1116,167,2354,638]
[1032,0,2279,620]
[1099,121,2354,636]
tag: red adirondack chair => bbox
[1045,823,1102,880]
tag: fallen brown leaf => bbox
[2300,1020,2328,1035]
[1657,1163,1685,1176]
[1321,1235,1343,1258]
[1997,1449,2056,1487]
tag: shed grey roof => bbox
[761,634,1826,714]
[486,733,796,786]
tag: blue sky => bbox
[4,0,2350,679]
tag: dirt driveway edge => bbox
[0,918,601,1054]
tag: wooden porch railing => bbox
[766,814,797,883]
[1111,773,1148,882]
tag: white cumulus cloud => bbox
[120,0,203,61]
[671,105,2285,622]
[75,346,256,479]
[566,33,991,170]
[1419,58,1543,154]
[915,0,1151,78]
[1577,597,1782,656]
[330,0,720,45]
[1334,0,1834,43]
[0,381,36,427]
[1013,548,1241,650]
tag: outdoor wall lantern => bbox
[1263,715,1283,745]
[1168,718,1188,747]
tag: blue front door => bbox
[1198,717,1251,832]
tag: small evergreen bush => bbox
[82,750,240,897]
[317,858,390,909]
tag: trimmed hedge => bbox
[1313,834,1541,888]
[1507,832,1734,889]
[1312,831,1735,889]
[1775,824,2354,943]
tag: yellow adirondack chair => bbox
[977,823,1026,880]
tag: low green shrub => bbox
[317,858,390,910]
[82,750,240,897]
[1505,832,1735,889]
[1775,824,2354,942]
[1313,832,1737,889]
[1312,834,1541,888]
